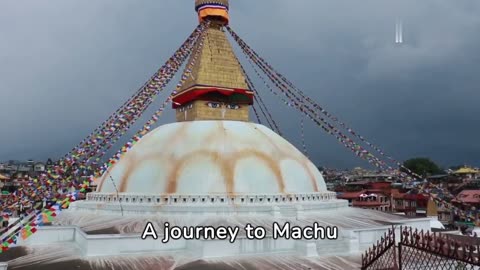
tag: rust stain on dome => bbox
[118,154,137,192]
[302,161,319,192]
[166,150,223,194]
[158,122,191,155]
[97,121,327,195]
[230,149,286,193]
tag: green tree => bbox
[402,158,444,177]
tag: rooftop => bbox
[454,167,479,174]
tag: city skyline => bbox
[1,0,479,168]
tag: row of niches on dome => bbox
[87,192,337,205]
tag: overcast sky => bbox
[0,0,479,169]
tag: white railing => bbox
[86,192,338,206]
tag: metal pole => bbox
[399,226,402,270]
[109,175,124,216]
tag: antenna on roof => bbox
[395,19,403,44]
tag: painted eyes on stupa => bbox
[206,102,241,110]
[226,104,240,110]
[207,102,222,109]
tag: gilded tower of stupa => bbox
[172,0,254,122]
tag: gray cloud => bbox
[1,0,479,169]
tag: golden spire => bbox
[171,1,254,122]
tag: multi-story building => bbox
[337,189,391,211]
[391,190,429,217]
[337,180,392,211]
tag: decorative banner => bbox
[65,23,209,166]
[227,25,475,220]
[241,47,387,170]
[227,25,424,180]
[240,60,282,135]
[300,114,309,157]
[251,104,263,125]
[98,21,211,175]
[0,23,211,246]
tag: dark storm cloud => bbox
[0,0,479,168]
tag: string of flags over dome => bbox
[0,0,474,252]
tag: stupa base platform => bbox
[0,244,362,270]
[6,202,433,270]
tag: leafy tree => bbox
[402,158,444,177]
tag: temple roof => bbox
[454,167,479,174]
[177,22,249,94]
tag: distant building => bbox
[453,167,479,180]
[391,190,428,217]
[34,162,45,172]
[0,174,9,189]
[437,204,454,227]
[337,189,390,211]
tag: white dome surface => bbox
[97,121,328,195]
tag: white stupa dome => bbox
[97,121,327,195]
